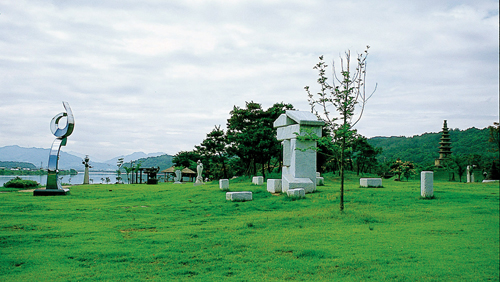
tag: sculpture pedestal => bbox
[33,188,70,196]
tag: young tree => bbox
[390,158,415,181]
[305,46,376,211]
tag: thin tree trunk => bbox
[340,133,346,211]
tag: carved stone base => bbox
[33,188,70,196]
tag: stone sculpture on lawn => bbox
[34,101,75,196]
[82,155,91,185]
[174,169,182,184]
[273,110,324,194]
[195,160,204,184]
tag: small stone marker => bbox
[316,177,324,186]
[360,178,382,188]
[287,188,305,198]
[219,179,229,190]
[421,171,434,198]
[252,176,264,185]
[226,191,252,202]
[267,179,282,193]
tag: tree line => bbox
[172,100,382,181]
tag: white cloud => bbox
[0,0,497,160]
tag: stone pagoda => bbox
[435,120,452,167]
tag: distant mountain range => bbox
[0,145,171,171]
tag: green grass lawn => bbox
[1,173,498,281]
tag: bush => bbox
[3,177,40,188]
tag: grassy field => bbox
[1,172,498,281]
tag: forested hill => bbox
[367,127,497,167]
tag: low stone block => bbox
[226,191,252,202]
[316,177,324,186]
[219,179,229,190]
[267,179,282,193]
[360,178,382,188]
[287,188,305,198]
[252,176,264,185]
[283,174,315,193]
[421,171,434,198]
[316,172,321,177]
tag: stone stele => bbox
[267,179,282,193]
[226,191,252,202]
[421,171,434,198]
[287,188,305,198]
[252,176,264,185]
[360,178,382,188]
[274,110,324,194]
[219,179,229,190]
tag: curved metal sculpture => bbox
[35,102,75,195]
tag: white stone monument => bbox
[421,171,434,198]
[360,178,383,188]
[274,111,324,193]
[226,191,252,201]
[467,165,471,183]
[267,179,282,193]
[195,160,204,184]
[174,170,182,184]
[219,179,229,190]
[287,188,305,198]
[316,172,324,186]
[252,176,264,185]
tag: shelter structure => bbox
[161,166,196,182]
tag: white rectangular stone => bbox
[316,177,324,186]
[219,179,229,190]
[360,178,382,188]
[267,179,282,193]
[252,176,264,185]
[226,191,252,201]
[282,139,291,167]
[287,188,305,198]
[282,173,315,193]
[276,124,322,141]
[421,171,434,198]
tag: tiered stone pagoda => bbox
[435,120,452,167]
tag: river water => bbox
[0,172,128,186]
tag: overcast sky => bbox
[0,0,498,161]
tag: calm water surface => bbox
[0,172,127,186]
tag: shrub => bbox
[3,177,40,188]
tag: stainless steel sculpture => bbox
[34,101,75,196]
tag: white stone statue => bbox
[174,169,182,183]
[196,160,204,184]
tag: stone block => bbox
[267,179,282,193]
[316,172,321,177]
[226,191,252,202]
[360,178,382,188]
[287,188,305,198]
[316,177,324,186]
[219,179,229,190]
[252,176,264,185]
[421,171,434,198]
[282,173,315,193]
